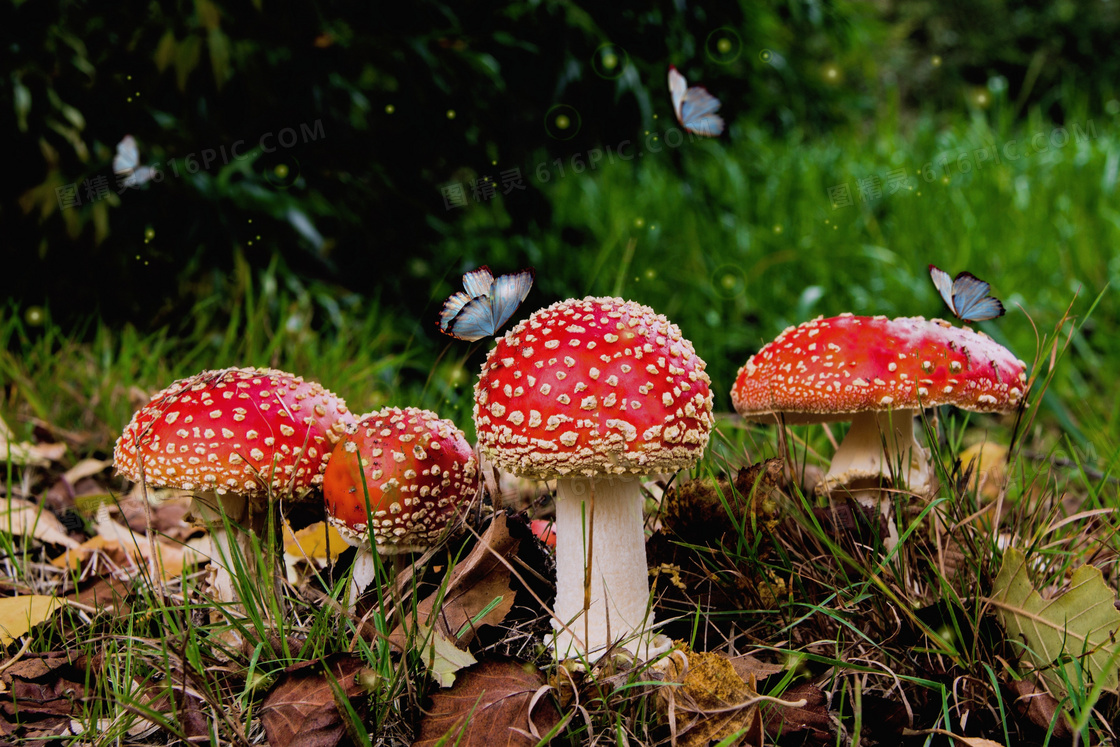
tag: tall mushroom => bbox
[114,367,354,604]
[731,314,1027,545]
[322,406,478,604]
[474,296,714,660]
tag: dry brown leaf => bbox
[727,654,784,683]
[391,513,518,650]
[0,499,79,549]
[61,458,112,485]
[1008,678,1072,739]
[117,493,195,538]
[761,682,831,742]
[50,517,204,580]
[259,654,370,747]
[415,658,561,747]
[0,596,59,645]
[0,651,90,739]
[70,575,132,614]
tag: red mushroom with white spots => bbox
[323,406,478,603]
[474,296,714,660]
[732,314,1027,545]
[114,367,354,604]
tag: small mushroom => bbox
[113,367,354,606]
[732,314,1027,546]
[322,407,478,605]
[474,296,714,660]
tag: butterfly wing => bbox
[114,135,139,175]
[681,86,724,137]
[488,268,535,334]
[929,264,957,315]
[668,67,687,125]
[439,291,475,333]
[951,272,1005,322]
[461,266,494,299]
[446,296,497,342]
[114,135,154,187]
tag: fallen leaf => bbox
[391,513,518,649]
[260,654,370,747]
[0,651,90,738]
[1008,678,1072,739]
[418,623,478,688]
[415,658,561,746]
[0,596,59,645]
[960,441,1008,500]
[284,520,347,562]
[61,458,111,485]
[761,682,831,742]
[989,547,1120,697]
[0,499,79,548]
[50,517,204,581]
[285,520,350,584]
[117,493,195,538]
[0,436,66,467]
[727,654,784,683]
[70,575,132,614]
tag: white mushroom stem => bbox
[551,475,669,661]
[191,492,276,609]
[820,410,933,549]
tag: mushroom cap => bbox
[474,296,714,479]
[322,406,478,554]
[732,314,1028,423]
[114,367,354,496]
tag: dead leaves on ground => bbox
[260,654,372,747]
[390,513,520,686]
[657,646,830,747]
[0,650,91,739]
[415,657,561,746]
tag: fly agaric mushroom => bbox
[731,314,1027,545]
[474,296,714,660]
[322,406,478,603]
[114,367,354,604]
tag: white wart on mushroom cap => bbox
[323,406,478,555]
[732,314,1027,495]
[474,296,714,660]
[114,367,355,495]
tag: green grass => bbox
[3,106,1120,744]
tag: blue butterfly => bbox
[668,66,725,138]
[929,264,1005,322]
[439,266,535,341]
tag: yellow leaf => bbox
[990,547,1120,697]
[418,623,477,688]
[960,441,1008,500]
[0,596,58,645]
[283,521,347,562]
